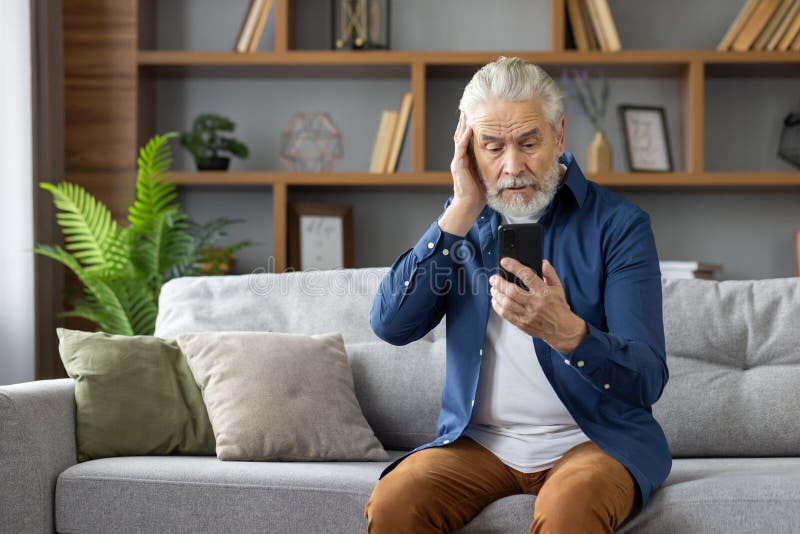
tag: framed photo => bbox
[618,105,674,172]
[288,202,354,270]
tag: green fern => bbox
[36,132,252,336]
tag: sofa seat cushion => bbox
[55,456,800,533]
[55,453,405,534]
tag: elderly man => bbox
[365,57,671,533]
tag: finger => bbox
[458,123,473,150]
[454,112,465,143]
[491,290,526,322]
[542,259,563,288]
[490,274,530,306]
[500,257,545,293]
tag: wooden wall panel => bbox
[63,0,138,219]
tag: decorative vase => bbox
[587,131,612,173]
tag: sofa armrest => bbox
[0,379,77,534]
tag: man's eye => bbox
[522,143,537,149]
[487,146,503,153]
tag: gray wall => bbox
[157,0,800,279]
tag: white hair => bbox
[458,57,564,133]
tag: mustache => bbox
[494,175,541,191]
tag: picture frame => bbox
[288,202,354,270]
[618,105,674,172]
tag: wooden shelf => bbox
[170,171,800,188]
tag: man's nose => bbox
[501,146,526,177]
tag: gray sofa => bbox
[2,268,800,533]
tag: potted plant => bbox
[36,132,254,336]
[179,113,249,171]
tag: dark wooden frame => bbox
[618,105,674,172]
[288,202,354,270]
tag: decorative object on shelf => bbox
[180,113,249,171]
[281,112,344,172]
[562,69,611,173]
[234,0,274,53]
[659,261,722,280]
[618,105,674,173]
[288,203,354,270]
[778,110,800,168]
[35,133,254,335]
[795,230,800,276]
[332,0,390,50]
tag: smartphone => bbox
[498,223,543,290]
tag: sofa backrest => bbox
[157,270,800,456]
[656,277,800,457]
[155,268,444,450]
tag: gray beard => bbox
[482,156,561,218]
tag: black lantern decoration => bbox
[778,111,800,168]
[332,0,390,50]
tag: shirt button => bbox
[471,399,475,407]
[427,242,434,249]
[404,280,410,287]
[577,360,585,368]
[479,349,484,356]
[442,248,449,256]
[604,383,611,390]
[488,251,492,255]
[443,439,450,445]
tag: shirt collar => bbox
[557,151,587,209]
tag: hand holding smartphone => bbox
[498,223,543,290]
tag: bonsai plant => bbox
[179,113,249,171]
[36,132,254,336]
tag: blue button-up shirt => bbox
[370,151,671,510]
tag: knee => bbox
[364,470,435,534]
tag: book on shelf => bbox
[660,261,723,280]
[766,0,799,49]
[385,93,414,173]
[718,0,760,50]
[369,111,398,173]
[754,0,796,50]
[778,2,800,49]
[566,0,591,51]
[234,0,273,53]
[235,0,262,53]
[247,0,274,53]
[732,0,783,51]
[591,0,622,51]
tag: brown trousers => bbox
[364,437,636,534]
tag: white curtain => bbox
[0,0,35,385]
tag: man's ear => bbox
[557,115,566,154]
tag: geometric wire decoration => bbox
[280,112,344,172]
[778,111,800,168]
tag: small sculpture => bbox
[280,113,344,172]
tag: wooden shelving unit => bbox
[132,0,800,272]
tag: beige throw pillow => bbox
[176,331,389,461]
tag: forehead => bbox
[470,97,548,139]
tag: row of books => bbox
[660,261,723,280]
[369,93,414,173]
[718,0,800,51]
[234,0,274,53]
[565,0,622,52]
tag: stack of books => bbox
[660,261,723,280]
[565,0,622,52]
[369,93,414,173]
[234,0,274,53]
[718,0,800,51]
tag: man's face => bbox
[470,97,566,217]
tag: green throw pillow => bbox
[57,328,215,461]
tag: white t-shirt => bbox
[463,210,590,473]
